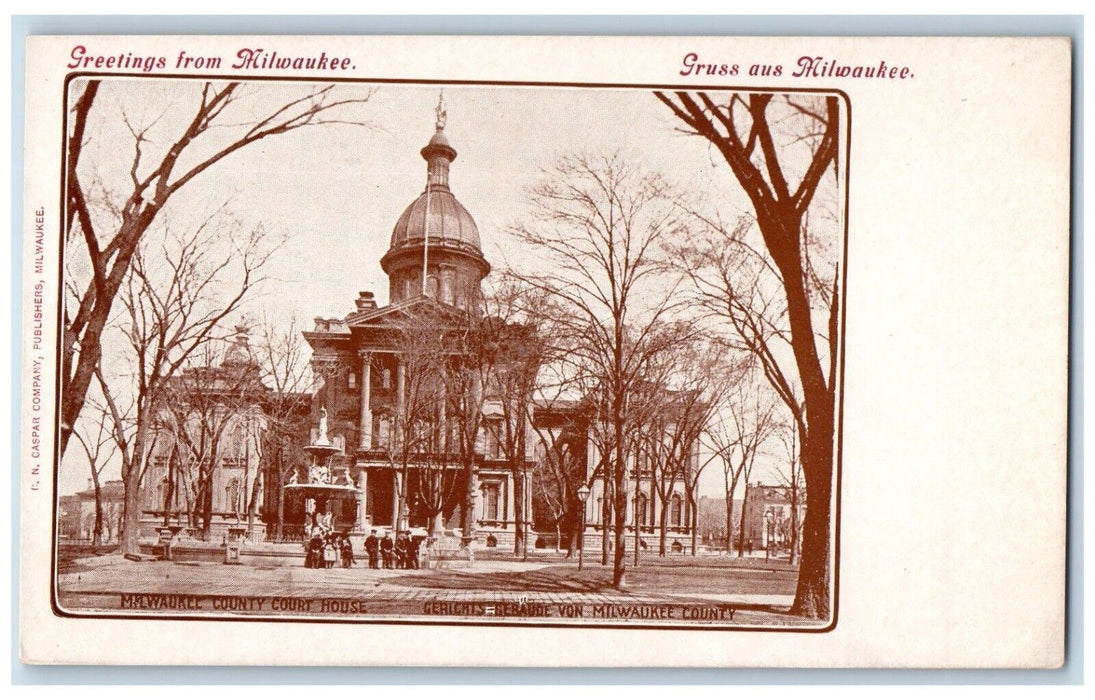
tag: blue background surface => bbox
[9,13,1083,685]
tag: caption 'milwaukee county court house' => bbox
[59,101,802,560]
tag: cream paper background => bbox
[19,35,1070,667]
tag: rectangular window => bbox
[482,482,500,521]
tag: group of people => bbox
[302,528,426,570]
[304,532,355,569]
[363,529,425,570]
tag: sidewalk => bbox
[57,554,800,623]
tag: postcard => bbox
[18,34,1070,667]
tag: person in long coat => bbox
[340,535,356,568]
[379,532,394,569]
[305,535,323,568]
[364,530,379,569]
[408,533,426,569]
[394,533,409,569]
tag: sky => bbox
[60,77,843,499]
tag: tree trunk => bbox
[92,478,104,547]
[737,482,749,557]
[601,475,612,565]
[658,497,669,556]
[276,476,285,541]
[201,465,215,538]
[724,500,733,553]
[790,426,833,618]
[120,427,148,556]
[633,456,642,567]
[762,216,835,618]
[246,469,262,537]
[724,472,736,554]
[461,458,477,546]
[612,460,628,587]
[689,498,698,555]
[513,468,527,559]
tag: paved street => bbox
[57,550,810,627]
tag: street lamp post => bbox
[576,484,590,572]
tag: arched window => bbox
[670,494,683,528]
[426,275,439,298]
[347,372,356,389]
[440,269,454,305]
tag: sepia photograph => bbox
[52,76,847,630]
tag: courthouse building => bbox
[135,101,532,546]
[297,101,532,544]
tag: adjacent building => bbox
[741,481,807,554]
[533,390,705,552]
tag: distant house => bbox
[742,482,806,553]
[58,479,125,542]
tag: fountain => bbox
[283,407,360,537]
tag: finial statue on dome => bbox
[435,89,447,131]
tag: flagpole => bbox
[422,179,431,296]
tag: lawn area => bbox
[56,544,119,574]
[389,558,798,596]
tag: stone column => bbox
[358,351,373,449]
[356,469,368,531]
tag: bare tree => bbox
[165,338,264,537]
[71,394,118,546]
[61,79,374,458]
[479,283,549,560]
[528,323,589,557]
[413,404,461,536]
[773,419,806,565]
[634,338,733,557]
[704,369,778,557]
[530,400,583,554]
[442,303,490,545]
[376,304,449,537]
[253,316,314,541]
[674,347,742,556]
[507,152,685,588]
[101,216,275,555]
[655,91,841,617]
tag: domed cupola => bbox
[380,93,490,308]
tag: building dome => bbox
[380,93,490,307]
[389,188,481,250]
